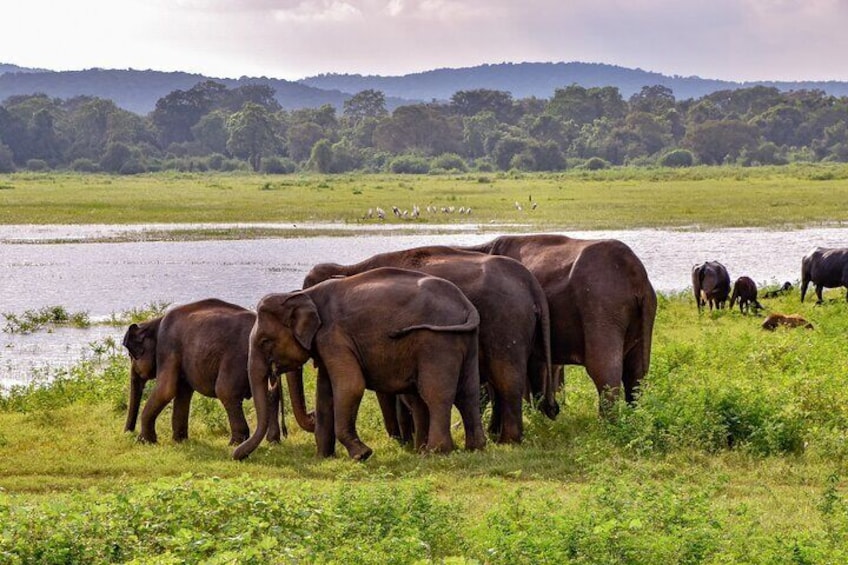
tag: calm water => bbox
[2,224,847,387]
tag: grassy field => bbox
[2,164,848,230]
[2,291,848,563]
[3,165,848,562]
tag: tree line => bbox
[1,79,847,174]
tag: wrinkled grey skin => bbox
[299,245,558,445]
[464,234,657,414]
[123,298,285,445]
[233,268,486,461]
[801,247,848,303]
[692,261,731,312]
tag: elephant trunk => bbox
[286,368,315,432]
[124,368,145,432]
[233,345,272,460]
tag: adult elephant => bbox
[692,261,731,312]
[233,268,486,461]
[801,247,848,303]
[122,299,285,445]
[465,234,656,412]
[298,245,558,444]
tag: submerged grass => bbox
[3,165,848,230]
[2,291,848,561]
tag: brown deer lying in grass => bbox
[761,313,814,331]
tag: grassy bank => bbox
[3,164,848,230]
[2,291,848,562]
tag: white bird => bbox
[514,201,523,211]
[392,206,401,217]
[376,207,385,220]
[366,208,374,219]
[531,202,538,210]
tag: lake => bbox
[2,223,847,387]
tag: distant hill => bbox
[3,61,848,115]
[0,68,352,114]
[300,61,848,101]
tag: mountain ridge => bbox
[3,61,848,115]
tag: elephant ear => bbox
[287,294,322,351]
[122,323,146,359]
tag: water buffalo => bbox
[729,276,763,314]
[801,247,848,303]
[692,261,730,312]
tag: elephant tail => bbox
[389,307,480,338]
[532,280,558,420]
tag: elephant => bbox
[761,313,814,330]
[233,267,486,461]
[729,276,763,314]
[801,247,848,303]
[464,234,657,413]
[763,281,793,299]
[692,261,731,312]
[299,245,558,445]
[122,298,285,445]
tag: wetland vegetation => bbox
[2,166,848,562]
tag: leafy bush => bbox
[261,156,296,174]
[3,305,90,334]
[659,149,695,167]
[70,158,99,172]
[431,153,468,172]
[0,477,464,563]
[389,154,431,174]
[584,156,610,170]
[25,159,49,171]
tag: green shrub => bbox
[430,153,468,172]
[25,159,49,171]
[585,156,610,170]
[389,154,431,174]
[261,156,296,174]
[659,149,695,168]
[70,158,99,172]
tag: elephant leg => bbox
[401,394,429,451]
[489,368,524,444]
[376,391,403,441]
[264,374,285,443]
[219,394,250,445]
[816,284,824,304]
[314,366,336,458]
[396,396,414,445]
[454,349,485,451]
[329,364,372,461]
[171,379,193,442]
[139,357,180,443]
[623,345,647,406]
[584,332,625,418]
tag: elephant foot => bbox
[229,435,249,446]
[137,434,157,444]
[172,435,188,443]
[347,442,373,461]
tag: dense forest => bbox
[1,79,847,175]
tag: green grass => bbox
[3,164,848,230]
[3,292,848,562]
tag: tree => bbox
[343,89,387,124]
[373,104,462,155]
[308,139,333,173]
[226,102,280,171]
[683,119,760,165]
[450,89,516,122]
[152,80,226,146]
[547,85,626,126]
[629,85,676,114]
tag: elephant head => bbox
[121,318,161,433]
[233,292,321,460]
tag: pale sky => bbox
[3,0,848,82]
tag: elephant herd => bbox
[122,233,659,461]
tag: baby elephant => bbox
[762,281,793,299]
[123,298,285,445]
[730,276,763,314]
[761,313,814,331]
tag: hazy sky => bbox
[4,0,848,82]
